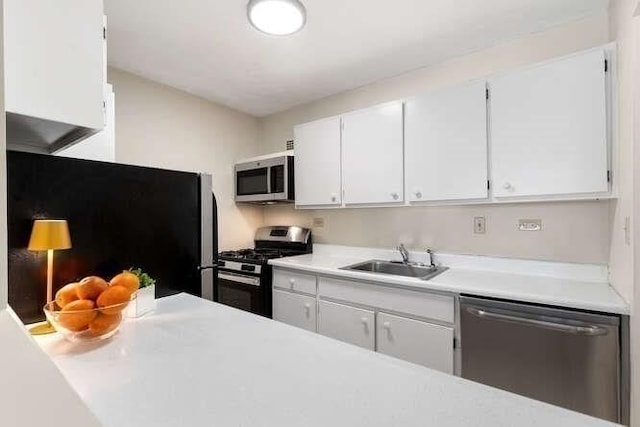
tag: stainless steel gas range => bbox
[216,226,312,317]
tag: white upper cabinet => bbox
[294,116,342,207]
[55,86,115,163]
[489,49,609,198]
[5,0,105,130]
[405,81,488,202]
[342,102,404,205]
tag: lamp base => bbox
[28,321,56,335]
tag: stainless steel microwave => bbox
[234,152,294,203]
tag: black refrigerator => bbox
[7,151,218,324]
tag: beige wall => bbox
[259,14,614,266]
[107,68,263,250]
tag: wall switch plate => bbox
[518,219,542,231]
[473,217,486,234]
[312,217,325,228]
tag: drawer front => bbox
[318,276,454,324]
[273,269,317,295]
[273,289,316,332]
[318,300,375,350]
[377,312,454,373]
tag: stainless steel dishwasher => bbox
[460,296,626,423]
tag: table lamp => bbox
[28,219,72,335]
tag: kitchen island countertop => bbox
[37,293,618,427]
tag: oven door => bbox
[217,271,264,316]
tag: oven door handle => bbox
[218,272,261,287]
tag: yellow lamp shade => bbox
[28,220,72,251]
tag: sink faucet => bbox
[397,243,410,264]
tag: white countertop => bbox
[37,293,618,427]
[269,245,629,315]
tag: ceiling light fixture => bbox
[247,0,306,36]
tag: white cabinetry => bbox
[272,267,457,372]
[490,49,609,198]
[55,86,115,162]
[273,289,316,332]
[273,270,317,295]
[318,300,374,350]
[377,312,454,374]
[342,102,404,205]
[405,81,488,202]
[294,117,342,207]
[4,0,105,131]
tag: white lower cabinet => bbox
[318,300,375,350]
[272,289,316,332]
[376,312,454,374]
[272,268,456,373]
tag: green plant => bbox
[128,267,156,289]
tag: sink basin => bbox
[340,260,448,280]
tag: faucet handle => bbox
[425,248,435,267]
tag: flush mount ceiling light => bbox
[247,0,306,36]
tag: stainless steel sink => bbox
[340,260,448,280]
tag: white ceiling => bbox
[105,0,609,117]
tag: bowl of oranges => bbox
[43,270,140,342]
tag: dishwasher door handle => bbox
[465,306,609,336]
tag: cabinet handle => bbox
[414,191,422,199]
[391,192,399,200]
[289,278,295,288]
[503,182,512,190]
[382,321,391,329]
[330,193,337,202]
[304,303,311,316]
[360,317,368,325]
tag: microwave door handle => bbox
[266,166,272,194]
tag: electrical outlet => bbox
[518,219,542,231]
[624,216,631,246]
[473,217,486,234]
[312,217,325,228]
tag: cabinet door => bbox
[342,102,404,205]
[294,116,342,207]
[5,0,105,130]
[273,290,316,332]
[55,86,115,162]
[405,81,488,202]
[318,300,374,350]
[377,312,453,373]
[490,50,609,198]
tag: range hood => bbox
[6,112,99,154]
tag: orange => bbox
[55,282,80,308]
[57,299,97,332]
[110,271,140,296]
[76,276,109,300]
[96,285,131,315]
[88,312,122,336]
